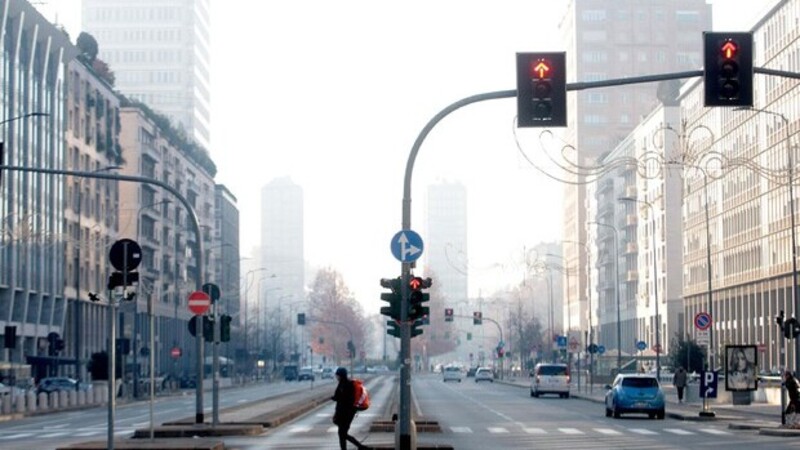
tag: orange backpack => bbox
[352,379,370,411]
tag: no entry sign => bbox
[188,291,211,315]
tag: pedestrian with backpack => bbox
[331,367,370,449]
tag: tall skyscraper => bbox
[260,178,304,313]
[425,181,468,309]
[559,0,711,334]
[82,0,212,150]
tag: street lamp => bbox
[619,196,661,381]
[74,165,121,383]
[589,221,622,374]
[242,268,272,379]
[737,106,798,373]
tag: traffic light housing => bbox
[387,321,401,338]
[4,325,16,349]
[473,311,482,325]
[380,277,402,321]
[297,313,306,325]
[516,52,567,127]
[408,276,431,324]
[785,317,800,340]
[347,340,356,358]
[703,32,753,107]
[220,314,232,342]
[410,319,423,338]
[189,316,214,342]
[444,308,453,322]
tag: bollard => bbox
[38,392,48,411]
[59,391,68,409]
[69,390,77,408]
[15,393,25,414]
[27,391,36,413]
[78,390,86,406]
[1,396,9,415]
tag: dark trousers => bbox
[336,413,362,449]
[676,386,685,401]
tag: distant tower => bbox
[82,0,212,150]
[425,181,468,308]
[260,178,304,308]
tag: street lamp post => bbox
[74,165,120,383]
[590,221,622,374]
[619,196,661,381]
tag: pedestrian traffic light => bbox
[297,313,306,325]
[703,32,753,107]
[380,277,402,322]
[473,311,482,325]
[408,276,431,325]
[220,314,232,342]
[516,52,567,127]
[444,308,454,322]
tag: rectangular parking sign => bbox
[700,370,718,399]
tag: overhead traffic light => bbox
[379,277,402,322]
[444,308,454,322]
[473,311,482,325]
[220,314,232,342]
[516,52,567,127]
[703,32,753,107]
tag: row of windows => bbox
[88,7,182,22]
[582,50,699,65]
[90,28,183,44]
[581,9,702,23]
[103,50,185,65]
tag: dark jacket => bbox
[332,378,356,419]
[673,369,688,388]
[787,375,800,403]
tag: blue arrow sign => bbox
[636,341,647,351]
[597,345,606,355]
[700,370,718,398]
[557,336,567,348]
[390,230,424,263]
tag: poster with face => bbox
[725,345,757,392]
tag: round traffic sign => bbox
[188,290,211,315]
[653,343,663,353]
[694,312,712,331]
[597,345,606,355]
[390,229,424,263]
[636,341,647,351]
[109,239,142,271]
[171,347,182,358]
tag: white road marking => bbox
[558,428,584,435]
[40,432,68,438]
[594,428,622,435]
[0,433,33,440]
[73,431,100,437]
[629,428,658,435]
[289,425,312,433]
[699,428,729,435]
[451,427,472,433]
[524,428,547,434]
[327,426,338,433]
[665,428,694,435]
[487,427,509,433]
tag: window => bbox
[582,10,607,21]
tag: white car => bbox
[530,363,570,398]
[474,367,494,383]
[442,366,462,382]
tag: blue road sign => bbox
[557,335,567,348]
[598,345,606,355]
[694,312,712,331]
[700,370,718,398]
[636,341,647,351]
[390,230,424,263]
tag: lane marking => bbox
[73,431,100,437]
[487,427,509,433]
[289,425,312,433]
[524,428,547,434]
[40,432,68,438]
[451,427,472,433]
[699,428,729,435]
[664,428,694,435]
[594,428,622,435]
[559,428,584,435]
[629,428,658,435]
[0,433,33,440]
[327,426,338,433]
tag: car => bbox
[298,366,315,381]
[36,377,91,395]
[283,364,299,381]
[466,367,478,377]
[604,373,665,419]
[0,382,25,397]
[442,366,462,382]
[530,363,570,398]
[474,367,494,383]
[321,367,335,379]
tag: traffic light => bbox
[785,317,800,340]
[387,321,401,338]
[473,311,482,325]
[516,52,567,127]
[4,326,16,349]
[444,308,454,322]
[379,277,402,322]
[55,338,65,352]
[703,32,753,107]
[410,319,423,338]
[203,316,214,342]
[220,314,232,342]
[347,340,356,358]
[777,310,785,332]
[408,276,431,324]
[297,313,306,325]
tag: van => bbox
[530,363,570,398]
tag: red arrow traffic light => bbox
[721,41,737,59]
[532,61,550,79]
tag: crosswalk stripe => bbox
[524,428,547,434]
[0,433,33,440]
[699,428,729,435]
[73,432,100,437]
[40,433,68,438]
[559,428,583,435]
[487,427,509,433]
[665,428,694,435]
[451,427,472,433]
[327,426,338,433]
[594,428,622,435]
[629,428,658,435]
[289,425,312,433]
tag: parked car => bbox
[298,366,315,381]
[0,382,25,397]
[530,363,570,398]
[442,366,462,383]
[283,365,299,381]
[36,377,91,395]
[605,373,665,419]
[321,367,335,379]
[466,367,478,378]
[474,367,494,383]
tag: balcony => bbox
[626,270,638,281]
[625,242,638,254]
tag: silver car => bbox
[442,366,462,382]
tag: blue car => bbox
[605,374,665,419]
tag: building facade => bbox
[425,181,468,309]
[82,0,212,150]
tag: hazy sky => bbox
[36,0,775,313]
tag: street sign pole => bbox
[212,299,219,426]
[195,311,204,424]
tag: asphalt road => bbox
[0,378,334,450]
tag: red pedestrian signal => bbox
[703,32,753,107]
[444,308,454,322]
[516,52,567,127]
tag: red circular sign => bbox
[653,344,663,353]
[171,347,182,358]
[188,291,211,315]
